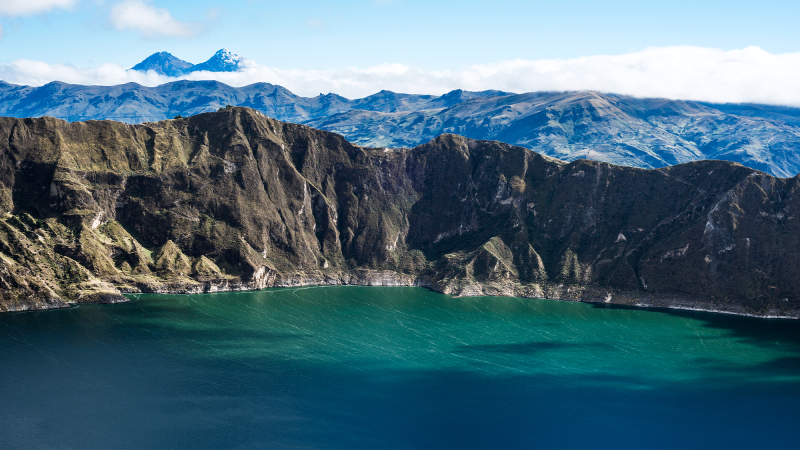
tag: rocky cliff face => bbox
[1,108,798,317]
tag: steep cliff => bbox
[1,108,798,317]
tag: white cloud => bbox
[0,0,78,16]
[304,18,324,29]
[108,0,202,38]
[3,46,800,106]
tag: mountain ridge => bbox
[0,79,799,177]
[0,108,798,318]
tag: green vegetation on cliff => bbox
[0,108,798,317]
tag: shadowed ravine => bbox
[1,107,800,317]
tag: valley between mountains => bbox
[1,107,798,317]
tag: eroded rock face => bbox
[0,108,798,317]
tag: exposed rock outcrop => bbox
[0,108,798,317]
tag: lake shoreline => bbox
[7,269,797,320]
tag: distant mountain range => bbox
[0,77,799,177]
[130,49,245,75]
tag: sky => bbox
[1,0,800,103]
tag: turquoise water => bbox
[1,286,799,449]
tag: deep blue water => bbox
[1,286,799,449]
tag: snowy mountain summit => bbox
[130,52,194,76]
[190,49,244,73]
[130,49,245,75]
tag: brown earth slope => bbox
[0,107,798,317]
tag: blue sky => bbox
[1,0,800,104]
[2,0,799,69]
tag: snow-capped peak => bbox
[214,48,243,65]
[129,49,248,75]
[189,49,246,73]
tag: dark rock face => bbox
[0,108,798,317]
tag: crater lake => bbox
[1,286,799,449]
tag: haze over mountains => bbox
[1,77,799,177]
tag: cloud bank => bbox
[2,46,800,105]
[0,0,78,16]
[108,0,203,38]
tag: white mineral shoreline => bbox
[6,269,799,321]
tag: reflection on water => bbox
[0,286,798,449]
